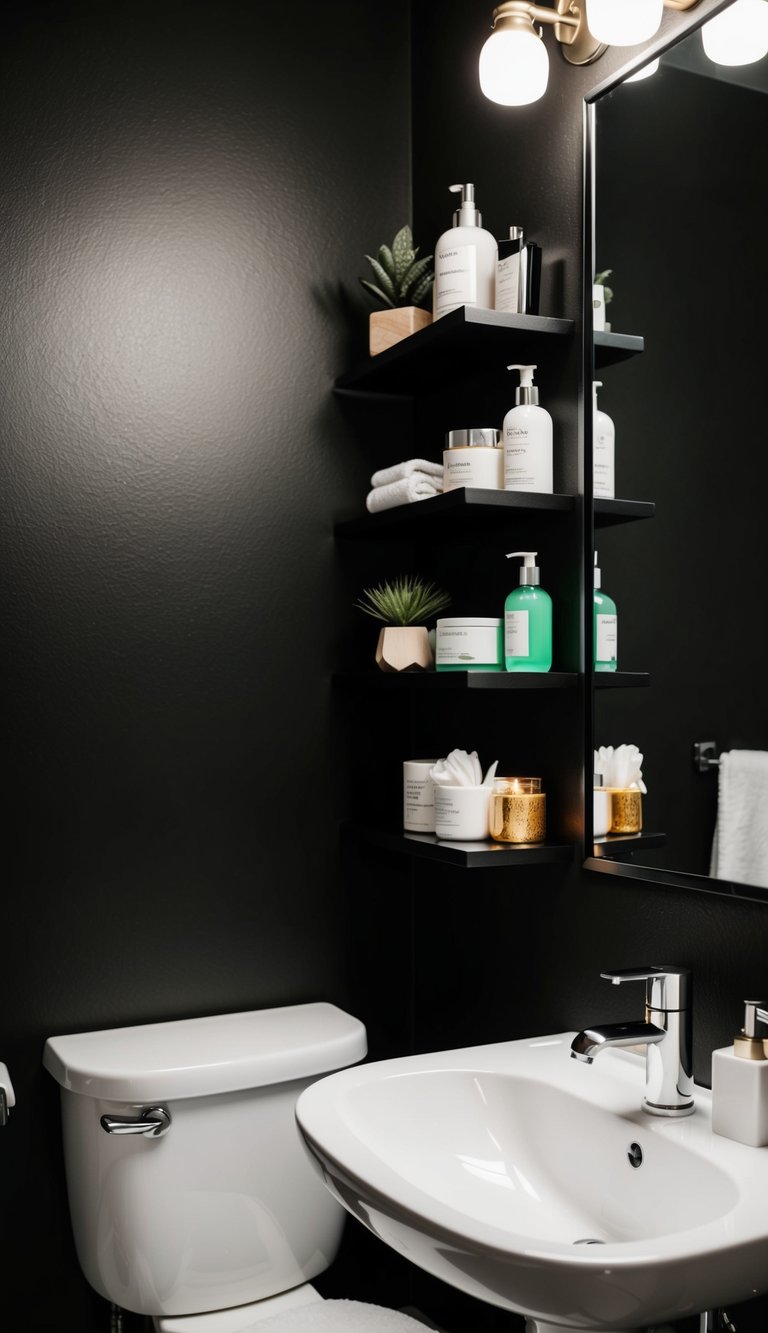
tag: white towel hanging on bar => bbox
[710,750,768,889]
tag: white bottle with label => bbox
[593,381,615,498]
[712,1001,768,1147]
[433,183,497,321]
[502,364,553,494]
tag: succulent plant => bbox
[595,269,614,304]
[359,225,434,311]
[355,575,451,627]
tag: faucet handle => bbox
[600,966,691,1012]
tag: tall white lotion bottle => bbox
[502,364,554,494]
[433,184,497,321]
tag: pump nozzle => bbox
[506,364,539,406]
[449,183,483,228]
[506,551,540,586]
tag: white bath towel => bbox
[371,458,444,488]
[366,472,442,513]
[246,1298,431,1331]
[709,749,768,888]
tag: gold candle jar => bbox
[489,777,546,844]
[607,787,643,834]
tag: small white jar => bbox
[435,617,503,672]
[443,428,502,492]
[593,773,611,838]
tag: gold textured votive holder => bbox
[489,777,546,844]
[607,787,643,834]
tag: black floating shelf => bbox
[334,671,578,691]
[595,496,655,526]
[594,330,645,367]
[343,822,574,869]
[335,307,574,396]
[335,487,575,540]
[595,672,650,688]
[592,831,667,858]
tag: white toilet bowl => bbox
[43,1003,420,1333]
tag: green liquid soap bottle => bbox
[504,551,552,672]
[594,551,618,672]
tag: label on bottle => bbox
[593,415,615,498]
[504,425,552,492]
[596,614,618,663]
[434,244,477,317]
[496,251,521,314]
[505,609,529,659]
[443,447,502,492]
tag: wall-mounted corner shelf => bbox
[592,831,666,858]
[595,672,650,688]
[334,306,574,396]
[595,497,655,526]
[342,822,574,869]
[594,330,644,368]
[334,671,578,692]
[335,487,575,540]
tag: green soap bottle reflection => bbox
[594,551,618,671]
[504,551,552,672]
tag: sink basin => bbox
[296,1033,768,1331]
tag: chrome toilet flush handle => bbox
[100,1106,171,1137]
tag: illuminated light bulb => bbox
[626,56,660,81]
[479,24,549,105]
[701,0,768,66]
[586,0,664,45]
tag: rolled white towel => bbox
[371,458,444,488]
[366,472,441,513]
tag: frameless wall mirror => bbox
[584,0,768,903]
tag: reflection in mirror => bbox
[588,5,768,900]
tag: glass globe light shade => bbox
[701,0,768,66]
[479,25,549,106]
[586,0,664,45]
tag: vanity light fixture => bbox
[701,0,768,66]
[479,0,701,105]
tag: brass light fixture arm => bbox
[489,0,703,69]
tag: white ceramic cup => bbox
[434,785,491,841]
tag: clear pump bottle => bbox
[504,551,552,673]
[593,551,618,672]
[432,183,497,321]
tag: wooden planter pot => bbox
[375,626,433,673]
[369,306,432,356]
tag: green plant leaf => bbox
[400,254,435,302]
[392,226,415,284]
[355,575,451,626]
[409,271,434,309]
[364,254,397,303]
[377,244,396,282]
[359,278,395,309]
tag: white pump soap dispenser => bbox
[712,1001,768,1147]
[432,183,497,321]
[503,364,554,494]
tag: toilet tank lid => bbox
[42,1002,367,1101]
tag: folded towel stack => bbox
[366,458,443,514]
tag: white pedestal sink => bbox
[296,1033,768,1331]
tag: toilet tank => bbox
[43,1003,367,1318]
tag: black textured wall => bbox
[0,2,409,1327]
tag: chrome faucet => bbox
[570,965,694,1117]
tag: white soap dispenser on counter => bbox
[712,1001,768,1146]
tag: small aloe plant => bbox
[360,225,434,311]
[356,575,451,627]
[595,268,614,305]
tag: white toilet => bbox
[43,1002,423,1333]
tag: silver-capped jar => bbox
[443,428,502,492]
